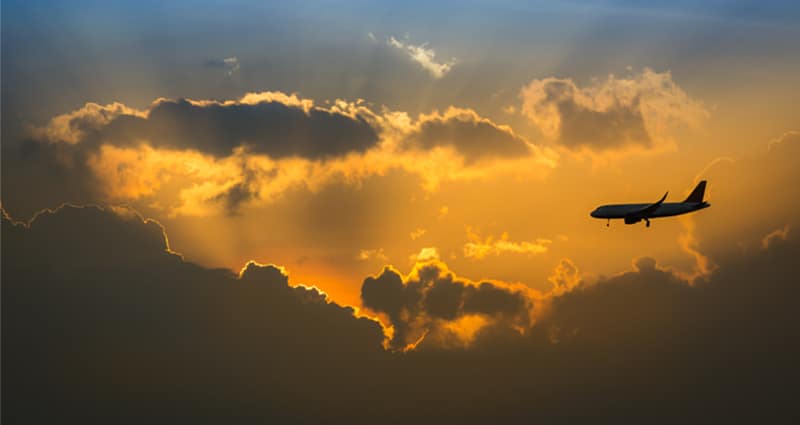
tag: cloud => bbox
[463,227,551,260]
[402,107,532,162]
[412,246,441,263]
[2,204,387,422]
[547,258,582,294]
[762,225,790,248]
[361,260,534,350]
[98,96,379,158]
[7,92,556,217]
[211,161,262,216]
[30,101,146,144]
[223,56,240,75]
[387,36,456,78]
[357,248,388,262]
[768,130,800,151]
[3,204,800,422]
[677,214,717,282]
[532,231,800,363]
[519,68,708,152]
[205,56,240,76]
[687,130,800,262]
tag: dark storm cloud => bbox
[4,205,800,422]
[405,109,532,161]
[361,262,532,349]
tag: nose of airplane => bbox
[590,208,599,218]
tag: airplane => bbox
[590,180,710,227]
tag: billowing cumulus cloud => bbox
[519,68,708,152]
[3,204,799,422]
[361,260,534,350]
[2,204,387,422]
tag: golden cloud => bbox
[360,257,539,350]
[463,227,552,260]
[26,92,559,217]
[32,102,147,144]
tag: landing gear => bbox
[607,219,610,227]
[645,218,651,228]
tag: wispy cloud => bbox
[463,228,551,260]
[412,247,440,263]
[768,130,800,151]
[358,248,388,262]
[205,56,240,76]
[387,36,456,78]
[762,225,790,249]
[223,56,240,76]
[410,228,427,240]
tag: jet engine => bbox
[624,215,642,225]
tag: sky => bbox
[3,1,800,422]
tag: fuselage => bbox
[590,201,710,219]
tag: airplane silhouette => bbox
[590,181,710,227]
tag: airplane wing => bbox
[633,191,668,217]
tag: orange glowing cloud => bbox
[360,256,541,350]
[463,227,552,260]
[28,91,559,217]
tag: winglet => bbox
[633,191,668,217]
[684,180,706,203]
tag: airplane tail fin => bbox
[684,180,706,203]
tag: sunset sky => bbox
[3,1,800,422]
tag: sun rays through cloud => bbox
[4,1,800,422]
